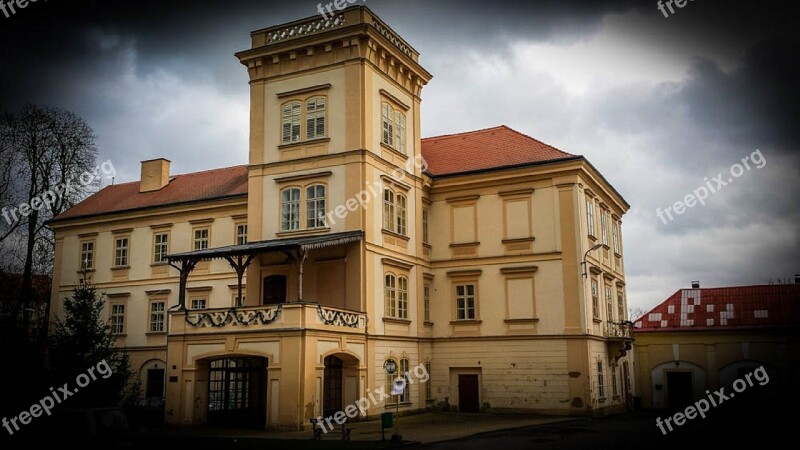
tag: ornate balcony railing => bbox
[605,321,634,339]
[185,305,282,328]
[316,304,366,329]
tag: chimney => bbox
[140,158,171,193]
[691,281,700,289]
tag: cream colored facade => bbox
[49,6,632,430]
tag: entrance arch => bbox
[206,357,268,428]
[322,353,361,419]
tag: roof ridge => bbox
[421,125,508,141]
[500,126,574,157]
[170,163,247,178]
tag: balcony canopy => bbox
[167,230,364,263]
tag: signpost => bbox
[384,359,402,441]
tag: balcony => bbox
[169,303,367,336]
[605,320,634,364]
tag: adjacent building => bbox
[48,6,632,429]
[633,283,800,409]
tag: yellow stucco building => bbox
[48,6,632,430]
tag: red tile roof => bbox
[51,165,248,223]
[51,126,579,222]
[634,284,800,332]
[420,125,578,176]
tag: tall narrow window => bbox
[455,284,476,320]
[236,224,248,246]
[600,210,609,245]
[422,209,429,244]
[606,286,614,321]
[586,199,596,236]
[193,228,209,251]
[281,101,301,144]
[423,284,431,322]
[394,111,406,154]
[591,279,599,319]
[306,97,326,140]
[397,276,409,319]
[597,361,605,398]
[306,184,327,229]
[80,241,95,270]
[149,301,165,333]
[153,233,169,264]
[281,188,301,231]
[383,189,395,231]
[111,304,125,335]
[399,358,410,402]
[382,103,394,147]
[384,274,396,317]
[612,221,621,254]
[611,365,619,397]
[396,194,407,235]
[114,237,129,267]
[424,362,432,401]
[617,292,625,321]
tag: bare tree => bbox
[0,105,97,334]
[628,306,646,322]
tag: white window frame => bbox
[80,240,95,270]
[586,199,596,237]
[455,283,476,320]
[149,301,166,333]
[305,96,326,140]
[193,228,209,251]
[281,100,301,144]
[306,184,327,229]
[153,232,169,264]
[190,298,207,310]
[114,237,129,267]
[236,224,248,246]
[397,276,409,319]
[281,187,301,231]
[110,304,125,335]
[384,274,397,318]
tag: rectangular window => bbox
[611,365,619,397]
[281,188,301,231]
[597,361,605,398]
[382,103,394,147]
[422,209,429,244]
[606,286,614,321]
[193,228,209,251]
[423,284,431,322]
[396,194,407,236]
[114,237,129,267]
[191,298,207,310]
[383,190,395,232]
[80,241,95,270]
[281,101,301,144]
[306,97,326,140]
[236,224,248,246]
[617,292,625,321]
[424,362,432,401]
[400,359,410,403]
[455,284,476,320]
[586,199,595,237]
[384,274,396,317]
[397,277,408,319]
[591,279,599,319]
[612,221,621,254]
[149,301,165,333]
[153,233,169,264]
[110,304,125,335]
[601,210,609,245]
[394,111,406,154]
[306,184,327,229]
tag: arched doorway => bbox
[207,357,267,428]
[323,355,344,418]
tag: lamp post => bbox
[581,243,605,280]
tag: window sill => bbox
[450,319,482,325]
[77,268,96,273]
[146,331,166,336]
[449,241,480,248]
[383,317,412,325]
[385,402,413,408]
[588,234,597,241]
[151,262,169,267]
[614,252,622,258]
[111,266,130,271]
[504,318,539,324]
[422,242,431,249]
[276,228,331,238]
[501,237,535,244]
[598,397,606,404]
[382,228,410,241]
[423,321,434,327]
[278,137,330,150]
[380,142,408,159]
[593,318,603,323]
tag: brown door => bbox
[458,374,480,413]
[263,275,287,305]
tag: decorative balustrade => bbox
[316,305,366,329]
[266,15,346,43]
[184,305,282,328]
[605,321,634,339]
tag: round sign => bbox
[384,359,397,374]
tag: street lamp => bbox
[581,243,605,280]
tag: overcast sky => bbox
[1,0,798,311]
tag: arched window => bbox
[384,274,397,317]
[383,189,395,231]
[396,194,407,235]
[281,101,301,144]
[381,102,407,154]
[394,110,406,154]
[281,187,301,231]
[306,96,326,140]
[382,103,394,147]
[306,184,327,228]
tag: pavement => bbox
[153,412,577,444]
